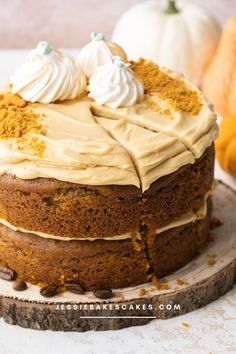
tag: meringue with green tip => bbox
[78,32,127,78]
[88,56,144,108]
[11,42,87,104]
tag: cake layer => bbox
[142,145,214,231]
[0,224,149,290]
[0,145,214,239]
[0,199,211,290]
[0,189,209,241]
[146,199,212,279]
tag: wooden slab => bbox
[0,181,235,332]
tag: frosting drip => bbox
[11,42,87,104]
[88,56,144,109]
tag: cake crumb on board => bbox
[138,288,147,297]
[208,254,217,266]
[176,278,189,286]
[181,322,190,328]
[152,276,169,290]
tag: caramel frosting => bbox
[91,61,218,159]
[0,196,209,241]
[96,116,194,191]
[92,96,218,159]
[11,42,87,104]
[0,58,217,191]
[0,97,139,187]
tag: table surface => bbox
[0,50,235,354]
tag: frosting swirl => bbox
[88,56,144,108]
[11,41,87,104]
[78,32,127,77]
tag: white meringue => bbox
[11,41,87,104]
[88,56,144,108]
[78,32,127,78]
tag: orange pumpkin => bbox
[202,16,236,117]
[216,114,236,177]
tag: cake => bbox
[0,34,217,294]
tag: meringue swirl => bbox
[88,56,144,108]
[11,41,87,104]
[78,32,127,78]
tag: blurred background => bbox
[0,0,235,48]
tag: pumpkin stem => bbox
[164,0,180,14]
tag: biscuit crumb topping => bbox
[0,93,46,156]
[131,59,202,115]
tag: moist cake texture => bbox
[0,38,218,292]
[0,145,214,239]
[0,198,212,290]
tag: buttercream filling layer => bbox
[0,197,209,242]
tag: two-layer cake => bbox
[0,34,217,292]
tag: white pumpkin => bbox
[112,0,220,86]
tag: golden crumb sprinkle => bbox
[208,254,217,266]
[18,135,46,157]
[0,93,46,156]
[147,97,171,116]
[152,276,170,290]
[138,288,147,297]
[131,59,202,115]
[0,92,27,108]
[181,322,190,328]
[176,278,188,286]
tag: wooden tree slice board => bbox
[0,181,235,332]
